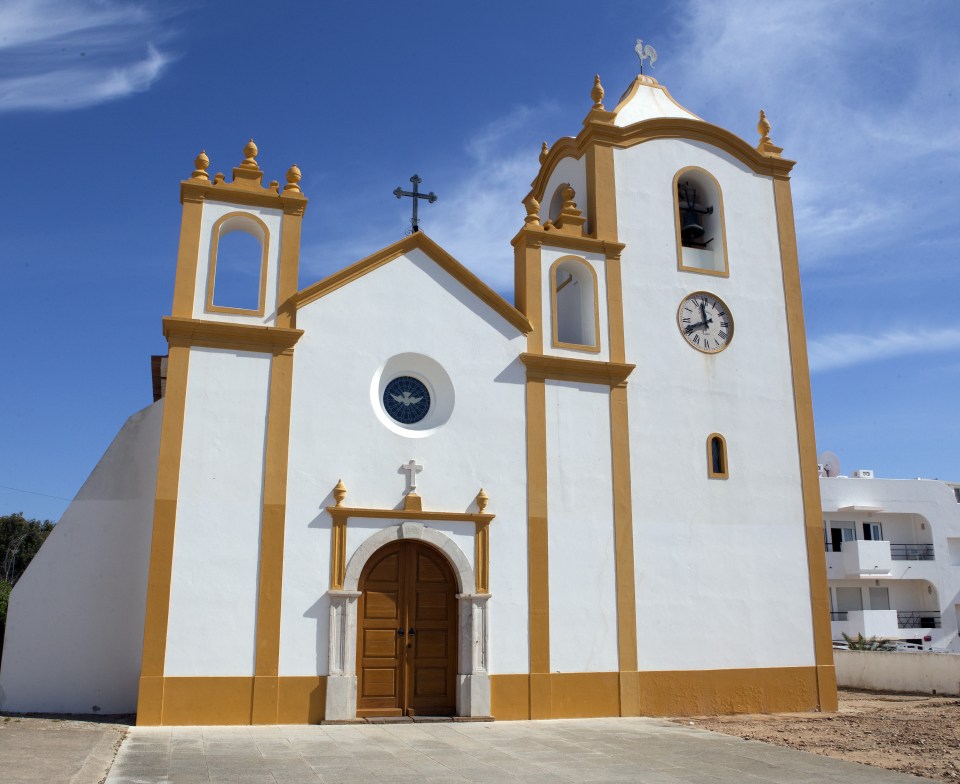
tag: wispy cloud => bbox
[0,0,174,112]
[665,1,960,271]
[808,328,960,373]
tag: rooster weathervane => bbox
[635,39,657,74]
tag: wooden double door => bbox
[356,540,457,717]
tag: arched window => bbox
[707,433,728,479]
[206,212,269,315]
[674,167,728,276]
[547,182,570,223]
[550,256,599,351]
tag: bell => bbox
[681,208,705,241]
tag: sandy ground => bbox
[684,689,960,783]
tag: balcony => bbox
[897,610,941,629]
[890,543,935,561]
[831,609,900,639]
[840,539,892,576]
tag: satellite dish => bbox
[819,451,841,478]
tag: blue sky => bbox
[2,0,958,522]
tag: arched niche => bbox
[674,167,728,277]
[206,211,270,315]
[550,256,600,352]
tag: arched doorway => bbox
[356,540,457,717]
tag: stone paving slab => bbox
[0,715,128,784]
[104,717,931,784]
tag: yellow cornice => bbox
[180,179,308,216]
[294,232,532,334]
[510,226,625,258]
[162,316,303,354]
[531,117,795,201]
[326,505,494,525]
[520,352,634,386]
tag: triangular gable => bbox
[293,232,532,334]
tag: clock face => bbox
[677,291,733,353]
[383,376,431,424]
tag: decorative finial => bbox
[553,185,586,235]
[591,74,605,109]
[333,479,347,508]
[562,186,577,210]
[758,109,771,142]
[283,164,302,193]
[191,150,210,181]
[635,39,657,74]
[241,139,259,170]
[539,141,548,165]
[756,109,783,156]
[476,488,489,514]
[523,195,541,226]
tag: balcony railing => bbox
[897,610,941,629]
[890,543,934,560]
[830,611,848,621]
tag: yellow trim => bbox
[136,344,191,725]
[180,178,309,215]
[326,504,495,592]
[532,117,794,204]
[673,167,730,277]
[170,199,204,318]
[585,143,619,241]
[295,232,532,334]
[475,520,490,594]
[610,74,705,121]
[549,256,601,353]
[773,177,838,712]
[520,353,635,386]
[512,225,624,259]
[251,348,296,724]
[707,433,729,479]
[676,292,733,354]
[204,211,271,316]
[525,377,550,715]
[162,316,303,354]
[489,666,821,721]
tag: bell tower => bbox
[138,142,309,726]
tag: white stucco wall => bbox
[0,402,162,714]
[280,248,529,677]
[545,380,619,672]
[834,650,960,695]
[615,137,816,671]
[192,200,284,326]
[164,347,271,676]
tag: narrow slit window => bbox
[707,433,728,479]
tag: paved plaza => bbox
[105,717,928,784]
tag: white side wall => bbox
[280,249,529,677]
[615,138,816,671]
[164,347,271,676]
[834,650,960,695]
[545,380,619,672]
[0,402,163,714]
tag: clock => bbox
[677,291,733,353]
[383,376,431,424]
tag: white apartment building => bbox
[820,467,960,652]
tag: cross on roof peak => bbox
[393,174,437,233]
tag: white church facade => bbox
[0,70,837,724]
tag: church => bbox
[0,67,837,724]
